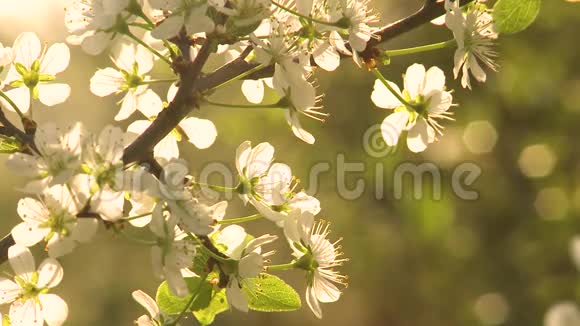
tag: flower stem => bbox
[204,100,281,109]
[125,31,172,65]
[207,63,266,92]
[384,39,456,57]
[0,91,26,121]
[124,212,153,222]
[371,68,416,109]
[219,214,263,225]
[267,262,296,272]
[271,1,338,27]
[190,234,230,263]
[169,273,207,326]
[191,181,237,192]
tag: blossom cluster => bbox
[0,0,503,324]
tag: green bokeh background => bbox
[1,0,580,325]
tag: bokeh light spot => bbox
[518,144,557,178]
[462,120,498,154]
[473,292,510,326]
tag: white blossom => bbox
[149,0,223,39]
[445,0,498,89]
[64,0,141,55]
[6,123,84,192]
[11,184,97,258]
[284,211,347,319]
[90,42,162,121]
[1,32,70,113]
[74,125,129,221]
[371,63,455,152]
[332,0,378,52]
[0,245,68,326]
[150,206,197,298]
[216,225,277,312]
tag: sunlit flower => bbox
[1,32,70,113]
[216,225,277,312]
[149,206,197,298]
[371,63,455,152]
[445,0,498,89]
[0,245,68,326]
[149,0,223,39]
[274,76,327,145]
[236,141,303,214]
[90,42,161,121]
[65,0,141,55]
[332,0,378,52]
[74,125,128,221]
[6,122,83,192]
[284,211,347,319]
[11,184,97,258]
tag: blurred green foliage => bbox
[1,0,580,325]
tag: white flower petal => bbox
[380,111,409,147]
[71,218,99,243]
[235,141,252,175]
[10,299,43,326]
[371,79,403,109]
[313,41,340,72]
[404,63,426,100]
[11,223,47,247]
[241,79,264,104]
[81,31,111,56]
[36,258,64,289]
[407,117,432,153]
[247,142,275,178]
[37,83,71,106]
[285,110,315,144]
[91,188,125,221]
[47,236,76,258]
[423,66,446,96]
[136,89,163,118]
[226,279,248,312]
[40,43,70,75]
[2,87,30,114]
[154,134,179,160]
[132,290,160,319]
[13,32,41,68]
[306,286,322,319]
[0,277,21,304]
[116,91,138,121]
[180,117,217,149]
[151,15,184,39]
[90,68,124,97]
[38,293,68,326]
[313,271,341,303]
[8,245,35,281]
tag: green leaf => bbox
[193,288,229,326]
[243,273,301,312]
[493,0,541,34]
[0,135,23,154]
[156,277,213,315]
